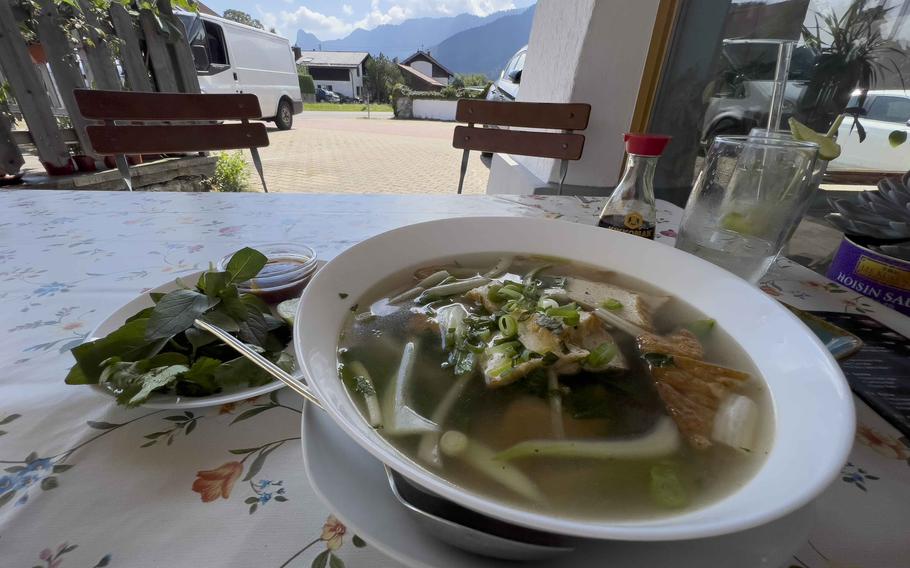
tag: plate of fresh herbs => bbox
[65,247,296,409]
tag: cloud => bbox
[259,0,521,42]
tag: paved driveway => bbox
[248,111,489,194]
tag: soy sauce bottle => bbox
[598,133,671,240]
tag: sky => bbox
[201,0,537,40]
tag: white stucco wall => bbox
[314,66,364,99]
[412,98,457,121]
[411,60,433,79]
[488,0,661,193]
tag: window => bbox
[356,86,361,96]
[645,0,910,190]
[866,96,910,124]
[326,85,333,91]
[203,21,228,65]
[356,66,360,77]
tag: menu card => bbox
[809,311,910,438]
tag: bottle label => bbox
[598,212,655,239]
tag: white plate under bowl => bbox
[301,401,816,568]
[88,271,284,409]
[295,216,855,541]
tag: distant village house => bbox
[297,51,371,99]
[398,51,454,92]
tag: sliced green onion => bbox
[602,298,623,311]
[498,315,518,338]
[538,297,559,310]
[546,305,580,326]
[684,319,716,338]
[650,464,688,508]
[488,341,520,354]
[489,361,513,377]
[496,287,523,301]
[486,284,503,302]
[586,342,618,368]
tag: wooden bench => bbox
[74,90,270,191]
[452,99,591,194]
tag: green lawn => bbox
[304,102,393,112]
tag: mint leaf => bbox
[99,353,190,407]
[128,365,189,406]
[198,271,231,298]
[237,304,269,347]
[225,247,267,283]
[145,289,219,341]
[179,357,222,392]
[67,319,162,384]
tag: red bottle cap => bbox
[624,133,671,156]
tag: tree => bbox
[223,9,264,30]
[364,54,404,103]
[452,73,489,88]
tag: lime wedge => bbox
[789,117,841,161]
[277,297,300,326]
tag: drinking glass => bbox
[675,135,819,283]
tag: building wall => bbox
[311,65,364,99]
[412,98,457,121]
[489,0,660,192]
[410,60,434,79]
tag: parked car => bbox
[486,45,527,102]
[316,87,341,103]
[177,11,303,130]
[829,90,910,173]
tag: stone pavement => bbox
[246,111,489,194]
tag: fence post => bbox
[78,0,122,91]
[0,0,69,168]
[33,0,96,156]
[156,0,200,94]
[139,8,179,92]
[109,3,152,92]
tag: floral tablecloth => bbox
[1,191,907,568]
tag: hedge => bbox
[390,83,489,101]
[298,74,316,95]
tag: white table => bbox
[0,191,907,567]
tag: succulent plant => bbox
[826,170,910,260]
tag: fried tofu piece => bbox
[517,314,563,355]
[636,329,705,360]
[562,312,628,373]
[564,278,668,332]
[647,355,750,449]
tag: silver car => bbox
[486,46,527,102]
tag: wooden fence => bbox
[0,0,200,175]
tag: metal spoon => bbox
[192,318,325,410]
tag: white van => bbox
[177,12,303,130]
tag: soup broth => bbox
[338,255,772,521]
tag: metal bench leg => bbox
[115,154,133,192]
[457,148,470,194]
[557,159,569,196]
[250,147,268,193]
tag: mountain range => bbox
[295,4,535,79]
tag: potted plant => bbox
[70,143,96,172]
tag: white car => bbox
[177,11,303,130]
[830,90,910,173]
